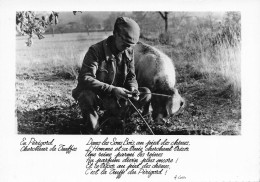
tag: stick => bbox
[139,92,172,98]
[127,98,155,135]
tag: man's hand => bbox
[130,87,140,101]
[112,87,132,100]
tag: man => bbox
[72,17,151,134]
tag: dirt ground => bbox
[16,63,241,135]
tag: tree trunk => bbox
[158,12,169,33]
[52,26,54,37]
[165,13,168,32]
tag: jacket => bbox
[73,36,138,100]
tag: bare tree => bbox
[81,14,99,35]
[103,12,126,32]
[158,11,169,32]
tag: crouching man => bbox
[72,17,151,134]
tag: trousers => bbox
[77,87,151,132]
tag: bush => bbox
[163,12,241,94]
[159,32,173,45]
[186,26,241,93]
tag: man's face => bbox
[114,32,135,52]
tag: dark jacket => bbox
[73,36,138,100]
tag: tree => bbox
[81,14,99,35]
[16,11,85,46]
[132,12,163,36]
[158,12,169,32]
[16,11,59,46]
[67,22,82,33]
[131,11,147,24]
[131,12,147,32]
[103,12,126,31]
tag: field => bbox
[16,32,241,135]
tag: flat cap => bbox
[114,17,140,45]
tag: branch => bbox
[141,12,148,19]
[73,11,82,15]
[16,11,80,47]
[158,11,166,19]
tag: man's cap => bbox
[114,17,140,45]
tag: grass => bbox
[16,32,112,78]
[189,39,241,94]
[16,31,241,135]
[158,31,241,97]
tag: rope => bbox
[139,91,172,98]
[127,98,155,135]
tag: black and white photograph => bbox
[1,0,260,182]
[16,11,241,135]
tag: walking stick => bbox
[127,98,155,135]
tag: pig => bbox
[134,42,185,124]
